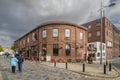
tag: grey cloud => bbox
[0,0,120,47]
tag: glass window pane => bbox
[42,30,46,38]
[88,33,91,38]
[80,32,83,40]
[65,29,70,37]
[65,44,71,56]
[53,44,59,56]
[53,29,58,37]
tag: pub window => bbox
[42,44,47,56]
[53,44,59,56]
[97,52,100,57]
[65,43,71,56]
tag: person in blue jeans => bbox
[16,54,24,72]
[10,54,18,73]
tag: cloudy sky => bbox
[0,0,120,47]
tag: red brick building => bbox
[14,21,88,61]
[82,17,119,60]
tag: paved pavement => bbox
[0,56,120,80]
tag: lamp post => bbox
[99,0,116,64]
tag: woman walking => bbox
[10,54,18,73]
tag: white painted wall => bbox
[88,42,106,61]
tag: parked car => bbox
[0,52,4,56]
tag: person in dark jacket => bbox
[16,54,24,72]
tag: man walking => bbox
[16,54,24,72]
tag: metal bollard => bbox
[83,62,85,72]
[109,62,112,71]
[66,62,68,69]
[104,63,106,74]
[106,60,108,66]
[54,61,56,67]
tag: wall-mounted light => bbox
[80,45,84,48]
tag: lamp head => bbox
[109,3,116,7]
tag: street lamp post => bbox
[99,1,116,64]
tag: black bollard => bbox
[83,63,85,72]
[54,61,56,67]
[66,62,68,69]
[109,62,112,71]
[104,63,106,74]
[106,60,108,66]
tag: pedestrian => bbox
[16,54,24,72]
[35,57,39,62]
[9,54,18,73]
[90,56,93,64]
[87,56,90,64]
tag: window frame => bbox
[65,43,71,56]
[42,29,47,38]
[53,43,59,56]
[80,32,83,40]
[53,29,58,37]
[65,29,70,38]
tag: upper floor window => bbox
[32,33,37,41]
[96,31,100,36]
[20,41,21,45]
[42,30,46,38]
[88,33,92,38]
[23,39,25,44]
[27,37,29,43]
[32,33,35,41]
[88,25,92,29]
[80,32,83,40]
[96,22,101,26]
[65,29,70,37]
[53,29,58,37]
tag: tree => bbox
[11,44,15,50]
[0,45,3,52]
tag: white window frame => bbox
[53,29,58,37]
[32,33,35,41]
[88,33,92,38]
[23,39,25,44]
[96,31,100,36]
[88,25,92,29]
[27,37,29,43]
[42,30,47,38]
[80,32,83,40]
[96,22,101,26]
[65,29,70,37]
